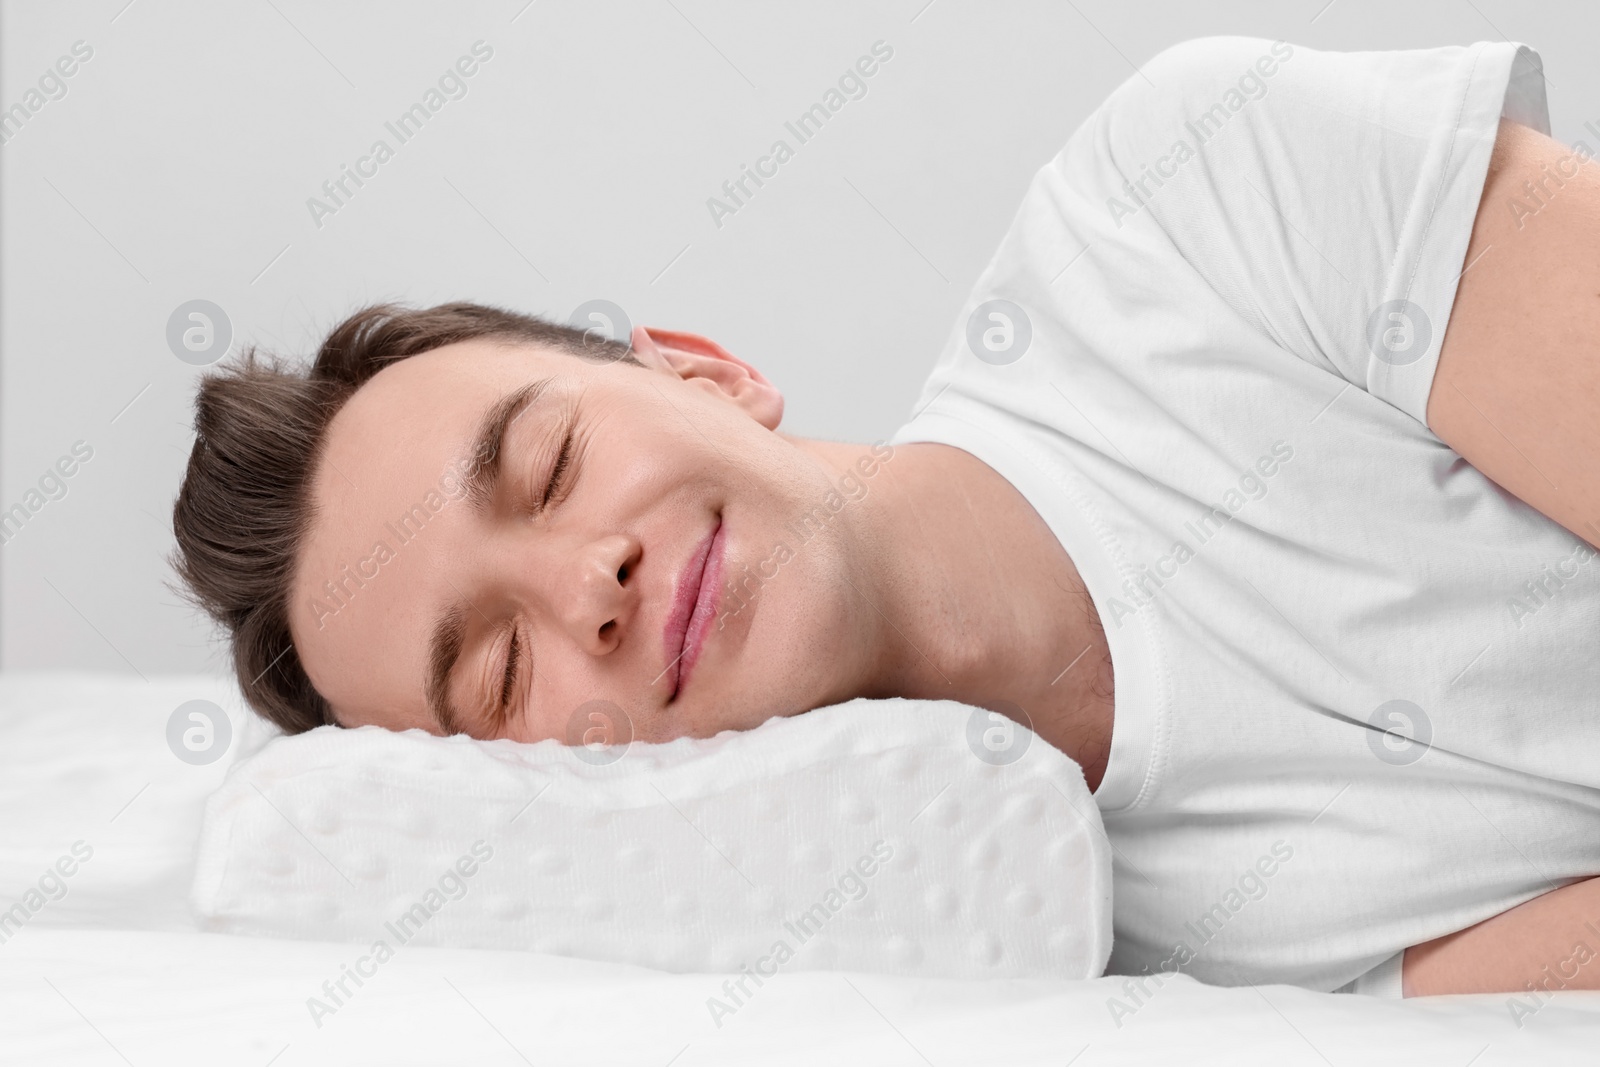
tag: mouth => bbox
[663,515,725,702]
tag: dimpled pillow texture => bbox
[190,697,1112,979]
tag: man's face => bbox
[288,331,861,744]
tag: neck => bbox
[787,436,1113,789]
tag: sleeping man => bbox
[172,37,1600,1001]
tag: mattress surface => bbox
[5,927,1599,1066]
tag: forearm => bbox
[1403,875,1600,996]
[1428,118,1600,550]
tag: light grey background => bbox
[3,0,1597,676]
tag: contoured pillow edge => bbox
[192,697,1112,979]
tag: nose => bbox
[554,533,641,655]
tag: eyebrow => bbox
[424,377,554,735]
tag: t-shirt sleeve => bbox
[1090,36,1548,425]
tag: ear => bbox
[629,326,784,430]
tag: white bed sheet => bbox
[4,671,1599,1064]
[0,672,278,933]
[5,927,1600,1066]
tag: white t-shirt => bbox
[890,35,1599,993]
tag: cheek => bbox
[516,653,617,745]
[580,403,703,503]
[642,378,782,470]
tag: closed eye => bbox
[499,626,519,713]
[541,421,576,510]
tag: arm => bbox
[1403,875,1600,996]
[1429,118,1600,549]
[1405,120,1600,996]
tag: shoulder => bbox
[1137,36,1300,91]
[1093,37,1302,158]
[1105,37,1301,118]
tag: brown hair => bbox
[170,301,642,735]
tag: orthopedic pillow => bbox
[191,698,1111,979]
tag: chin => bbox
[699,690,807,739]
[677,561,847,738]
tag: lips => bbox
[663,516,725,700]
